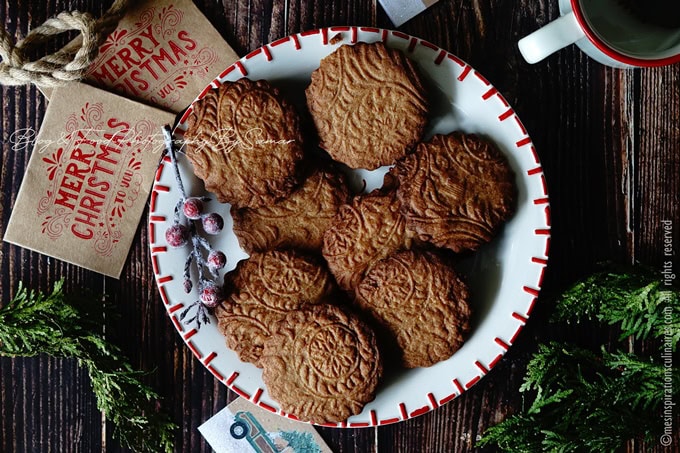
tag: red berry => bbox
[165,224,189,247]
[183,197,203,220]
[207,250,227,271]
[200,283,221,308]
[202,213,224,235]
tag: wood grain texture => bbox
[1,1,678,452]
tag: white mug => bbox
[518,0,680,68]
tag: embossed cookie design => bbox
[355,250,471,368]
[216,250,334,367]
[183,78,304,208]
[231,168,351,254]
[261,304,382,423]
[395,132,517,252]
[306,42,428,170]
[322,190,413,291]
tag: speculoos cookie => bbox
[261,303,382,423]
[231,168,351,254]
[395,132,517,252]
[355,250,471,368]
[322,189,413,291]
[216,250,334,367]
[306,42,428,170]
[183,78,304,208]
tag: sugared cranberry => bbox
[200,283,221,308]
[207,250,227,271]
[182,197,203,220]
[165,223,189,247]
[202,213,224,235]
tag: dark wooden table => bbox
[1,1,678,452]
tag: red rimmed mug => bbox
[518,0,680,67]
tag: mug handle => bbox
[518,12,585,64]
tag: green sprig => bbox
[554,268,679,347]
[0,280,177,453]
[480,342,678,452]
[478,268,680,452]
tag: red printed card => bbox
[42,0,239,113]
[4,82,175,278]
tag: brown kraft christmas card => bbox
[4,82,176,278]
[41,0,239,113]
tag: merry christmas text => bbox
[90,25,197,99]
[54,119,129,240]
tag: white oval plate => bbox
[149,27,551,427]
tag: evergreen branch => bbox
[0,280,177,453]
[479,268,680,452]
[553,268,679,348]
[0,280,80,356]
[479,342,679,452]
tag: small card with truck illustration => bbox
[198,398,333,453]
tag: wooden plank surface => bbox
[1,1,678,452]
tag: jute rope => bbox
[0,0,130,87]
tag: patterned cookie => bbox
[183,78,304,208]
[306,42,428,170]
[261,304,382,423]
[395,132,517,252]
[355,250,471,368]
[231,168,351,254]
[322,190,413,291]
[216,250,334,367]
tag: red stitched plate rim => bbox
[149,26,551,427]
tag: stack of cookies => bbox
[181,41,517,423]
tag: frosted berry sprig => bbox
[161,125,226,328]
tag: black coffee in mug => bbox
[619,0,680,28]
[581,0,680,58]
[518,0,680,66]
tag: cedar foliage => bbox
[479,269,679,452]
[0,280,177,452]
